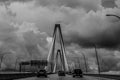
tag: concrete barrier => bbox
[0,72,36,80]
[84,73,120,79]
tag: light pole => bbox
[15,57,21,71]
[73,56,80,69]
[81,52,88,72]
[93,44,100,74]
[106,14,120,19]
[73,51,88,73]
[0,52,12,69]
[0,54,4,69]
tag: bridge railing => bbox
[84,73,120,79]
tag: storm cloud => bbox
[0,0,119,70]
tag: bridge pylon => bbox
[46,24,69,73]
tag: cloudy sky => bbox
[0,0,120,71]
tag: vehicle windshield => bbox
[39,70,46,72]
[74,69,82,74]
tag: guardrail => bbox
[1,71,120,80]
[84,73,120,79]
[0,72,57,80]
[0,72,36,80]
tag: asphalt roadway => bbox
[17,74,115,80]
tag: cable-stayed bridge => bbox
[0,24,119,80]
[46,24,68,73]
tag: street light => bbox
[0,52,12,69]
[81,52,88,72]
[73,51,88,73]
[93,44,101,74]
[72,56,81,69]
[106,14,120,19]
[15,57,22,70]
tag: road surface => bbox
[16,74,115,80]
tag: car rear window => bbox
[74,69,82,74]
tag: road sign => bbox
[19,61,30,65]
[30,60,48,66]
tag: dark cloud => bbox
[63,23,120,49]
[0,0,119,69]
[34,0,101,12]
[5,0,120,49]
[115,0,120,8]
[0,0,32,3]
[58,0,101,11]
[101,0,117,8]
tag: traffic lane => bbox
[16,74,114,80]
[48,74,97,80]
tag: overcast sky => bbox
[0,0,119,48]
[0,0,120,70]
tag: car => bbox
[72,69,83,78]
[37,69,47,78]
[58,71,66,76]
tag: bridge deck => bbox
[0,72,36,80]
[0,72,118,80]
[16,74,114,80]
